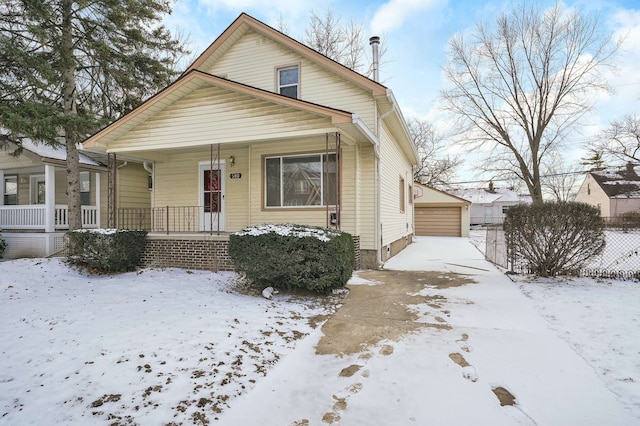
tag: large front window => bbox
[265,153,336,207]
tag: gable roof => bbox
[83,69,356,150]
[590,163,640,198]
[413,182,470,205]
[83,13,418,164]
[448,187,532,205]
[184,13,418,164]
[186,13,387,97]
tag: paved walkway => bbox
[219,237,636,425]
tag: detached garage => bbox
[413,183,470,237]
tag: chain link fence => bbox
[484,224,640,279]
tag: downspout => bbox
[143,161,153,174]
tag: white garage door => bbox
[415,206,461,237]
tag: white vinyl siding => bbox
[118,164,151,209]
[356,143,376,250]
[205,29,376,130]
[109,86,335,151]
[379,123,414,246]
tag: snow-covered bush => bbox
[229,224,354,294]
[66,229,147,273]
[0,234,6,258]
[504,202,605,277]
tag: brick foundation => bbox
[381,233,413,263]
[141,236,233,271]
[140,234,363,272]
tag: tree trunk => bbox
[61,0,82,230]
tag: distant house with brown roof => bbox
[575,162,640,218]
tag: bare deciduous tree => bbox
[304,9,365,72]
[408,118,461,188]
[592,114,640,163]
[441,1,618,204]
[541,154,583,202]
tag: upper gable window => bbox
[278,66,299,99]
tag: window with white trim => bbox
[80,172,90,205]
[278,66,299,99]
[4,176,17,205]
[265,153,336,207]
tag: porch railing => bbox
[117,206,219,234]
[0,205,98,230]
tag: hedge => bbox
[229,224,354,294]
[66,229,147,273]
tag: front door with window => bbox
[199,162,225,231]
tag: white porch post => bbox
[44,164,55,232]
[95,172,101,227]
[0,170,4,206]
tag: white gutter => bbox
[385,89,419,162]
[351,114,378,150]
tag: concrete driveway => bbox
[219,236,635,425]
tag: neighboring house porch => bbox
[0,140,103,258]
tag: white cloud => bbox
[370,0,442,34]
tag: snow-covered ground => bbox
[515,275,640,417]
[0,259,341,425]
[1,236,638,425]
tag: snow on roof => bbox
[448,187,532,205]
[19,139,102,166]
[591,163,640,198]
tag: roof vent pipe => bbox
[369,36,380,82]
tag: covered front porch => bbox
[1,164,101,232]
[1,163,103,258]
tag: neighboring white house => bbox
[449,184,532,225]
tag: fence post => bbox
[166,206,169,235]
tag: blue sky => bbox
[164,0,640,180]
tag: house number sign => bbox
[230,173,242,179]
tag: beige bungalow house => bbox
[0,140,150,258]
[82,13,419,270]
[575,162,640,219]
